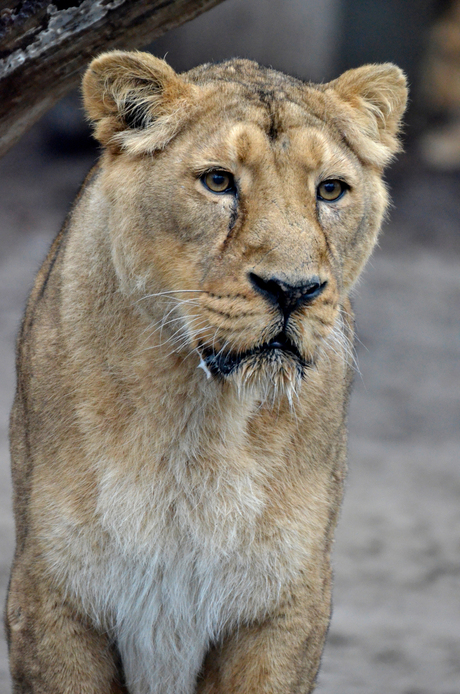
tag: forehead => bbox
[182,60,351,170]
[186,84,350,173]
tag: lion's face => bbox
[83,53,407,396]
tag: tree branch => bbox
[0,0,226,157]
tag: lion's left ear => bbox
[82,50,196,153]
[324,64,408,167]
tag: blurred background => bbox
[1,1,459,692]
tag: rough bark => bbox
[0,0,226,157]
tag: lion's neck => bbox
[137,342,260,466]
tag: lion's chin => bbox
[201,334,312,404]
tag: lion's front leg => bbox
[6,558,126,694]
[196,575,331,694]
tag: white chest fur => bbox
[60,391,309,694]
[45,379,311,694]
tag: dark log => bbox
[0,0,226,157]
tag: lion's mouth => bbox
[200,331,310,378]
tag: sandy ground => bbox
[0,125,459,694]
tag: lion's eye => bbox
[317,179,347,202]
[202,170,235,194]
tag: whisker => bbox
[138,298,200,340]
[320,313,361,376]
[135,317,208,356]
[140,314,205,349]
[135,290,205,304]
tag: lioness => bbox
[6,51,407,693]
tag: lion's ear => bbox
[82,51,194,153]
[325,64,408,167]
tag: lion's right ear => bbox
[82,51,196,153]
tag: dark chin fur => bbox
[200,338,313,401]
[203,346,307,378]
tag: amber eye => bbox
[202,170,236,194]
[317,179,347,202]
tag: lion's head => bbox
[82,52,407,400]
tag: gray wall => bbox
[151,0,341,81]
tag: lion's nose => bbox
[248,272,327,317]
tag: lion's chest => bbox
[68,451,304,694]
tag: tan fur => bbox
[6,51,407,693]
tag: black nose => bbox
[249,272,326,317]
